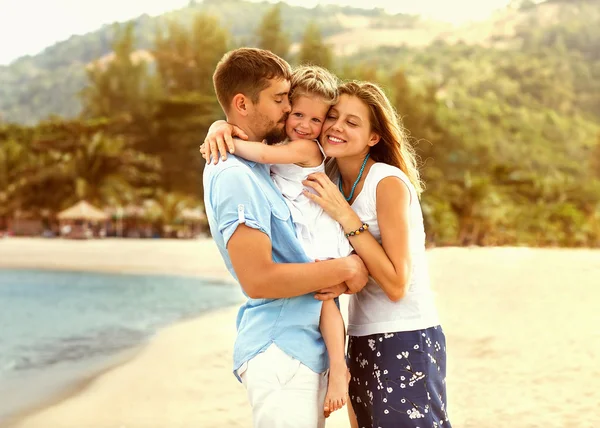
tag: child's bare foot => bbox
[323,366,351,417]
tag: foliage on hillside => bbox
[1,1,599,246]
[0,0,415,124]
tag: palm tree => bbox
[20,122,160,213]
[146,190,196,237]
[0,135,33,221]
[62,132,159,207]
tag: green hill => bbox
[2,0,599,124]
[0,0,418,124]
[2,0,599,247]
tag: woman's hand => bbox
[302,172,361,227]
[199,120,249,164]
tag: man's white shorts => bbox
[238,343,327,428]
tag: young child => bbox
[201,65,352,417]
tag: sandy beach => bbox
[1,238,599,428]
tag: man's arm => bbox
[210,165,368,298]
[228,224,367,299]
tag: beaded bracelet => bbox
[345,223,369,238]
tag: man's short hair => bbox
[213,48,292,113]
[289,65,339,106]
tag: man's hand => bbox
[200,120,249,164]
[314,283,348,301]
[344,254,369,294]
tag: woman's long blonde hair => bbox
[338,81,423,196]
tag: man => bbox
[203,48,368,427]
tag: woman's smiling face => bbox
[320,94,376,159]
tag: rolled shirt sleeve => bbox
[209,165,272,247]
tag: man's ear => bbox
[232,94,250,117]
[368,132,381,147]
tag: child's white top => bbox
[340,162,440,336]
[270,141,352,261]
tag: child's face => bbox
[285,95,330,141]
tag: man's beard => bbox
[264,123,287,146]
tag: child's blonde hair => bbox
[290,65,339,106]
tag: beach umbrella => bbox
[57,200,109,222]
[180,208,205,222]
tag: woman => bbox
[201,80,451,427]
[301,81,451,428]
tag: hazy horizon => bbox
[0,0,512,66]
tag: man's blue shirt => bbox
[203,154,327,381]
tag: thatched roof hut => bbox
[57,201,108,222]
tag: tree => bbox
[297,22,333,69]
[256,3,290,59]
[591,133,600,180]
[514,0,537,10]
[58,133,159,207]
[0,132,32,219]
[150,189,195,231]
[80,22,160,122]
[18,119,160,212]
[153,14,228,96]
[151,13,230,196]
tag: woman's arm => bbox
[302,173,412,302]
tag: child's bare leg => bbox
[347,398,359,428]
[320,299,349,417]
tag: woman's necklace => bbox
[338,153,370,202]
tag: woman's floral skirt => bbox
[348,326,451,428]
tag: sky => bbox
[0,0,511,66]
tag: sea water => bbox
[0,269,243,422]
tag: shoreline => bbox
[5,305,255,428]
[0,237,235,283]
[0,238,241,428]
[0,346,144,428]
